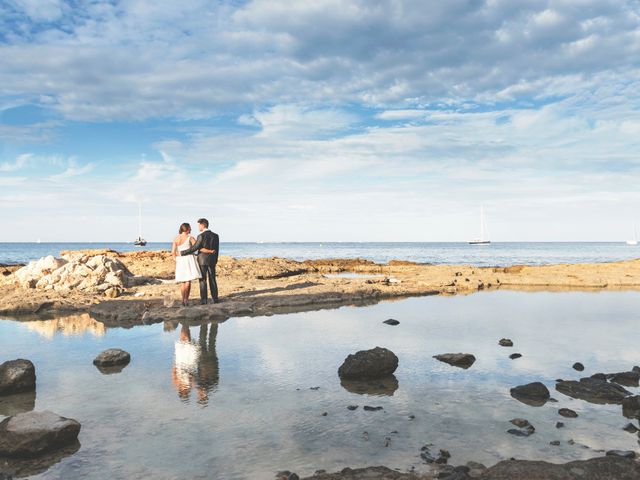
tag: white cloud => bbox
[48,158,94,180]
[0,153,32,172]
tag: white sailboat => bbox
[469,206,491,245]
[133,202,147,246]
[626,224,638,246]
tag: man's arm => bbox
[180,235,203,256]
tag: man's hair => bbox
[198,218,209,228]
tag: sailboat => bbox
[626,224,638,246]
[133,202,147,247]
[469,206,491,245]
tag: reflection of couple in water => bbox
[170,322,220,406]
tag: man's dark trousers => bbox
[199,262,218,304]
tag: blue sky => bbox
[1,0,640,242]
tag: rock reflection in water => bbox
[21,314,106,338]
[340,375,399,396]
[170,322,219,406]
[0,391,36,417]
[0,441,80,478]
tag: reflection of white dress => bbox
[175,237,202,282]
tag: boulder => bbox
[338,347,398,379]
[382,319,400,326]
[93,348,130,368]
[14,256,67,288]
[622,395,640,419]
[498,338,513,347]
[572,362,585,371]
[608,371,640,387]
[556,377,631,404]
[510,382,550,405]
[433,353,476,369]
[0,411,81,457]
[558,408,578,418]
[0,359,36,396]
[509,353,522,360]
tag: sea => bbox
[0,241,638,266]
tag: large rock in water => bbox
[433,353,476,369]
[556,377,631,404]
[622,395,640,419]
[510,382,550,405]
[0,411,81,457]
[93,348,130,367]
[338,347,398,379]
[0,359,36,396]
[476,456,640,479]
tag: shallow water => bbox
[1,291,639,479]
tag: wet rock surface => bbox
[556,377,631,404]
[338,347,398,379]
[93,348,131,368]
[0,360,36,396]
[433,353,476,369]
[0,411,81,457]
[608,371,640,387]
[498,338,513,347]
[383,319,400,326]
[622,395,640,419]
[509,382,550,404]
[508,353,522,360]
[558,408,578,418]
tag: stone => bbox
[508,419,535,436]
[622,395,640,419]
[0,360,36,396]
[590,373,607,381]
[338,347,398,379]
[498,338,513,347]
[550,440,561,446]
[608,371,640,387]
[346,405,358,411]
[510,382,550,403]
[382,319,400,326]
[622,423,638,433]
[93,348,130,368]
[0,411,81,457]
[104,286,121,298]
[556,377,631,404]
[363,406,383,411]
[433,353,476,369]
[572,362,585,371]
[558,408,578,418]
[556,421,565,428]
[606,450,636,459]
[509,353,522,360]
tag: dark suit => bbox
[181,230,219,304]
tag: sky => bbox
[1,0,640,242]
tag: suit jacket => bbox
[181,230,219,266]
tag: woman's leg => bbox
[181,282,188,305]
[185,281,191,304]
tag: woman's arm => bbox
[171,237,178,257]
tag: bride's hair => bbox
[179,223,191,234]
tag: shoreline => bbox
[1,249,640,326]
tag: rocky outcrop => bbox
[622,395,640,419]
[608,371,640,387]
[338,347,398,379]
[556,377,631,404]
[476,456,640,479]
[0,359,36,396]
[0,411,81,457]
[433,353,476,369]
[93,349,130,367]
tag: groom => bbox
[180,218,219,304]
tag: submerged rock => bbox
[433,353,476,369]
[0,411,81,457]
[382,319,400,326]
[510,382,550,405]
[509,353,522,360]
[606,450,636,459]
[0,359,36,396]
[498,338,513,347]
[338,347,398,379]
[558,408,578,418]
[572,362,585,371]
[508,418,535,437]
[93,348,131,368]
[556,377,630,404]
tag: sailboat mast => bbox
[138,202,142,238]
[480,206,484,242]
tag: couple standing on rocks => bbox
[171,218,219,306]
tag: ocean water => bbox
[1,291,639,479]
[1,242,639,266]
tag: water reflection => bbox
[0,391,35,416]
[170,322,220,406]
[0,441,80,478]
[340,375,399,396]
[21,314,106,338]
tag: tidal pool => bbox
[1,291,639,479]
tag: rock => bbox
[104,286,121,298]
[556,422,565,428]
[556,377,631,404]
[93,348,130,368]
[465,461,486,477]
[14,256,67,288]
[590,372,607,381]
[508,419,535,436]
[433,353,476,369]
[363,406,383,411]
[300,466,428,479]
[0,360,36,396]
[347,405,358,411]
[622,395,640,418]
[608,371,640,387]
[633,366,640,373]
[550,440,561,446]
[622,423,638,433]
[338,347,398,379]
[509,353,522,360]
[498,338,513,347]
[572,362,585,371]
[0,411,81,457]
[509,382,550,404]
[606,450,636,459]
[382,319,400,326]
[558,408,578,418]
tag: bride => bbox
[172,223,202,306]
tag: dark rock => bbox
[509,353,522,360]
[310,386,320,390]
[510,418,531,428]
[346,405,358,411]
[363,406,383,411]
[508,419,535,436]
[556,377,631,404]
[510,382,550,406]
[338,347,398,379]
[507,428,532,437]
[622,423,639,433]
[558,408,578,418]
[633,366,640,373]
[608,371,640,387]
[572,362,585,371]
[321,412,328,416]
[92,348,130,368]
[498,338,513,347]
[408,414,415,420]
[622,395,640,419]
[382,319,400,326]
[590,373,607,381]
[550,440,561,446]
[288,475,300,480]
[0,411,81,457]
[433,353,476,369]
[0,360,36,396]
[606,450,636,459]
[556,422,565,428]
[340,375,398,396]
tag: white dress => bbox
[175,237,202,282]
